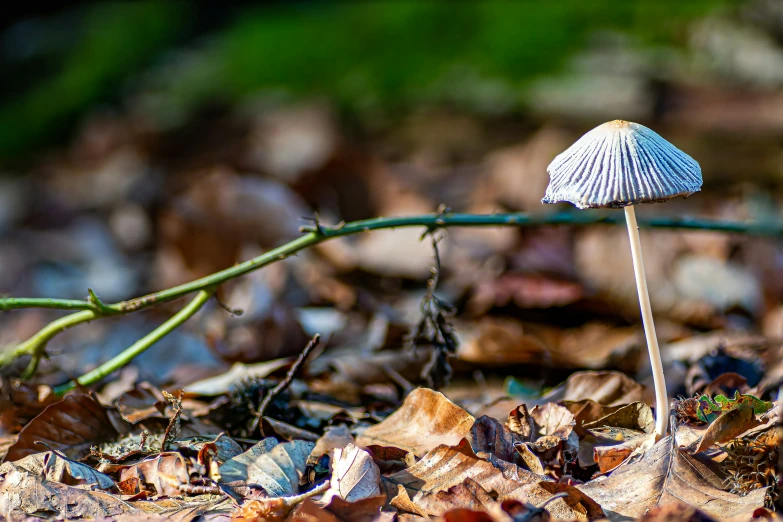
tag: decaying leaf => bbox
[542,371,648,406]
[114,383,167,424]
[309,424,355,465]
[530,403,575,439]
[694,404,760,454]
[577,434,766,520]
[5,394,123,462]
[1,450,115,490]
[467,415,524,463]
[219,438,314,497]
[356,388,474,457]
[386,441,603,520]
[119,452,191,497]
[322,444,382,503]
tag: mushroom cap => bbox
[542,120,702,209]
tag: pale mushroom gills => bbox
[542,119,703,440]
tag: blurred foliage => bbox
[0,0,740,161]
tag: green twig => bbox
[53,289,215,395]
[1,210,780,385]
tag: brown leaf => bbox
[115,383,167,424]
[530,403,575,439]
[695,404,761,454]
[637,501,717,522]
[0,466,133,518]
[356,388,474,457]
[582,402,655,434]
[412,477,497,516]
[294,496,386,522]
[309,424,355,464]
[592,433,655,473]
[577,435,766,520]
[562,399,626,437]
[5,394,122,462]
[1,451,114,489]
[119,452,191,497]
[542,371,647,406]
[386,441,601,520]
[322,444,381,503]
[467,415,523,462]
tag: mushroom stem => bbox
[624,205,668,440]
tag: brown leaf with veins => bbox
[577,435,766,520]
[530,403,575,439]
[5,393,123,462]
[322,444,381,503]
[114,383,167,424]
[219,438,314,497]
[119,452,191,497]
[386,440,603,520]
[356,388,474,457]
[695,404,760,454]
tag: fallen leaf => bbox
[309,424,355,464]
[322,444,381,503]
[115,383,167,424]
[562,400,625,437]
[542,371,647,406]
[183,358,292,396]
[577,434,766,520]
[530,403,575,439]
[219,438,314,497]
[356,388,474,457]
[592,433,655,473]
[695,404,760,454]
[119,452,191,497]
[5,394,123,462]
[294,496,386,522]
[582,402,655,434]
[467,415,523,463]
[637,501,717,522]
[506,404,536,442]
[386,441,601,520]
[2,451,114,489]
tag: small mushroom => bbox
[542,120,702,440]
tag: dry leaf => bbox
[309,424,355,464]
[114,383,167,424]
[119,452,190,497]
[542,371,647,406]
[5,394,123,462]
[219,438,314,497]
[294,496,386,522]
[695,404,760,454]
[577,435,766,520]
[530,403,575,439]
[356,388,474,457]
[467,415,524,463]
[386,441,601,520]
[322,444,381,503]
[1,451,114,490]
[582,402,655,434]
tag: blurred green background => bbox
[0,0,754,161]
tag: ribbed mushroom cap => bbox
[542,120,702,209]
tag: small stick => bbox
[250,334,320,436]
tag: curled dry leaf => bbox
[1,450,114,490]
[467,415,524,463]
[542,371,648,406]
[114,383,167,424]
[582,402,654,434]
[577,435,766,520]
[356,388,474,457]
[219,438,314,497]
[694,404,760,454]
[322,444,382,503]
[119,452,191,497]
[5,393,123,462]
[294,496,386,522]
[386,441,602,520]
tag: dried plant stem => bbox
[251,334,320,436]
[1,211,779,389]
[625,206,668,440]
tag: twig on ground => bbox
[250,334,321,436]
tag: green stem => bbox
[2,210,781,384]
[53,289,214,395]
[2,212,780,315]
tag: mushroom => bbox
[542,120,702,440]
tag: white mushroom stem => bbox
[624,205,668,440]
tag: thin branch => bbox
[52,289,215,395]
[250,334,320,436]
[1,210,781,382]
